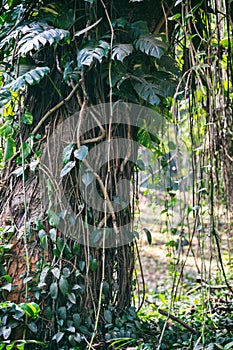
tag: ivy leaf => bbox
[68,292,76,304]
[73,313,81,328]
[112,44,133,62]
[27,322,38,333]
[104,310,112,324]
[20,302,40,319]
[82,170,94,187]
[4,137,16,161]
[52,331,65,343]
[50,282,58,300]
[49,228,57,242]
[143,227,152,245]
[21,112,33,125]
[62,144,74,164]
[90,258,98,272]
[57,306,67,320]
[74,145,89,161]
[51,267,60,279]
[48,209,60,227]
[2,326,11,339]
[59,276,69,296]
[60,161,76,177]
[135,34,167,59]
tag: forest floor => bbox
[135,191,232,293]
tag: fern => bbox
[112,44,133,62]
[77,40,110,68]
[135,34,167,59]
[9,67,50,91]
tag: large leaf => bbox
[17,23,70,55]
[0,89,12,108]
[135,34,167,59]
[77,40,110,68]
[0,22,69,52]
[4,137,16,161]
[133,81,161,105]
[9,67,50,91]
[112,44,133,62]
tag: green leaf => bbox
[39,266,50,285]
[74,145,88,161]
[50,282,58,300]
[62,144,74,164]
[137,128,153,150]
[68,292,76,304]
[73,313,81,328]
[90,258,98,272]
[2,325,11,339]
[77,40,110,68]
[48,209,60,227]
[45,306,52,320]
[27,322,38,333]
[62,267,70,278]
[57,306,66,320]
[82,171,94,186]
[1,283,12,292]
[135,34,167,58]
[60,160,76,177]
[49,228,57,242]
[112,44,133,62]
[0,89,12,107]
[19,302,40,319]
[104,310,112,324]
[59,276,69,296]
[225,342,233,350]
[133,81,161,105]
[21,112,33,125]
[38,229,48,250]
[4,137,16,161]
[52,331,64,343]
[51,267,60,279]
[17,24,70,55]
[6,344,15,350]
[143,227,152,245]
[20,141,32,159]
[10,67,50,91]
[16,343,25,350]
[90,229,103,244]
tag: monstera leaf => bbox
[9,67,50,91]
[133,81,161,105]
[77,40,110,67]
[17,23,70,54]
[112,44,133,62]
[0,22,70,53]
[135,34,167,59]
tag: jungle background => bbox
[0,0,233,349]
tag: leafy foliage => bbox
[77,40,110,67]
[0,22,70,54]
[135,34,167,59]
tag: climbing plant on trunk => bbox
[0,0,179,348]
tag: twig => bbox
[31,82,80,135]
[158,309,197,333]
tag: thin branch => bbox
[31,82,80,135]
